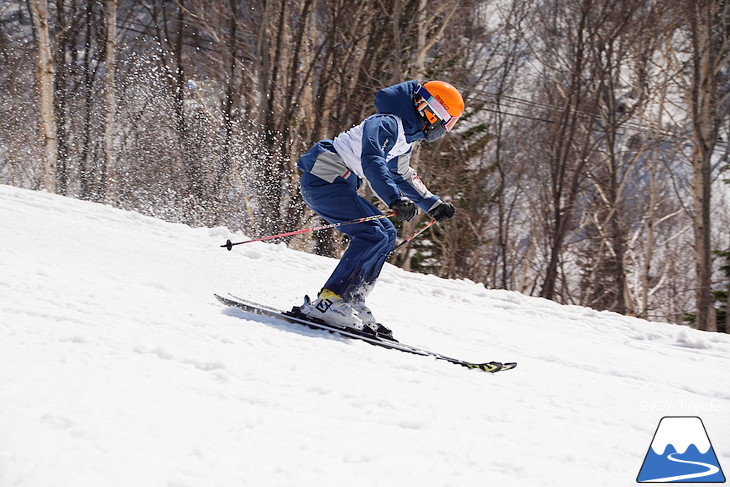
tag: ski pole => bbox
[389,218,437,257]
[222,212,395,250]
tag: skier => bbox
[295,80,464,340]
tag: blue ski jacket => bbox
[297,80,442,212]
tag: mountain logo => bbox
[637,416,726,483]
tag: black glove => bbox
[389,197,417,222]
[429,201,455,221]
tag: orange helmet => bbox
[414,81,464,141]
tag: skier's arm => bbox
[360,116,404,206]
[388,150,442,212]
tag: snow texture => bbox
[0,184,728,487]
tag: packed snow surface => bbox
[1,184,728,487]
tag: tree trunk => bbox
[29,0,58,192]
[103,0,118,205]
[726,256,730,332]
[79,0,95,200]
[687,0,723,332]
[53,0,70,196]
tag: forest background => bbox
[1,0,728,332]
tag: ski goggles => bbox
[414,85,460,142]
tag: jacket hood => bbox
[374,80,425,143]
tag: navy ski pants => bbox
[300,171,397,302]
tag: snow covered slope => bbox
[1,184,728,487]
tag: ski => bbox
[215,293,517,373]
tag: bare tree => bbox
[683,0,729,332]
[103,0,118,205]
[533,0,601,301]
[28,0,57,192]
[576,0,659,314]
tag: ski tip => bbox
[465,361,517,373]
